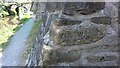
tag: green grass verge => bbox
[0,18,18,51]
[13,13,32,31]
[23,18,41,60]
[29,19,41,39]
[13,18,30,31]
[0,16,31,52]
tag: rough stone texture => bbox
[90,17,111,25]
[104,2,118,32]
[42,24,118,66]
[53,18,82,26]
[26,2,119,67]
[45,2,65,12]
[63,2,105,15]
[50,20,107,45]
[104,2,118,18]
[86,55,118,63]
[85,44,118,53]
[32,2,105,16]
[42,45,81,65]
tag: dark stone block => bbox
[62,2,76,15]
[90,17,111,25]
[53,18,82,26]
[75,2,105,15]
[62,2,105,15]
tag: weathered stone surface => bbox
[90,17,111,25]
[118,3,120,24]
[104,2,118,18]
[42,45,81,65]
[75,2,105,15]
[27,2,118,67]
[62,2,76,15]
[62,2,105,15]
[53,18,82,26]
[45,2,108,15]
[111,18,118,32]
[45,2,65,12]
[50,20,106,45]
[56,49,80,63]
[85,45,118,53]
[118,17,120,24]
[86,55,117,63]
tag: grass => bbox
[29,19,41,39]
[20,18,30,24]
[13,13,33,31]
[22,12,33,19]
[13,18,30,31]
[23,18,41,60]
[0,13,32,52]
[0,17,18,51]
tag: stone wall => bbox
[26,2,119,66]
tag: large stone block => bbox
[85,45,118,53]
[50,20,107,46]
[45,2,65,12]
[62,2,105,15]
[86,53,118,63]
[45,2,105,15]
[42,45,81,65]
[75,2,105,15]
[62,2,76,15]
[104,2,118,18]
